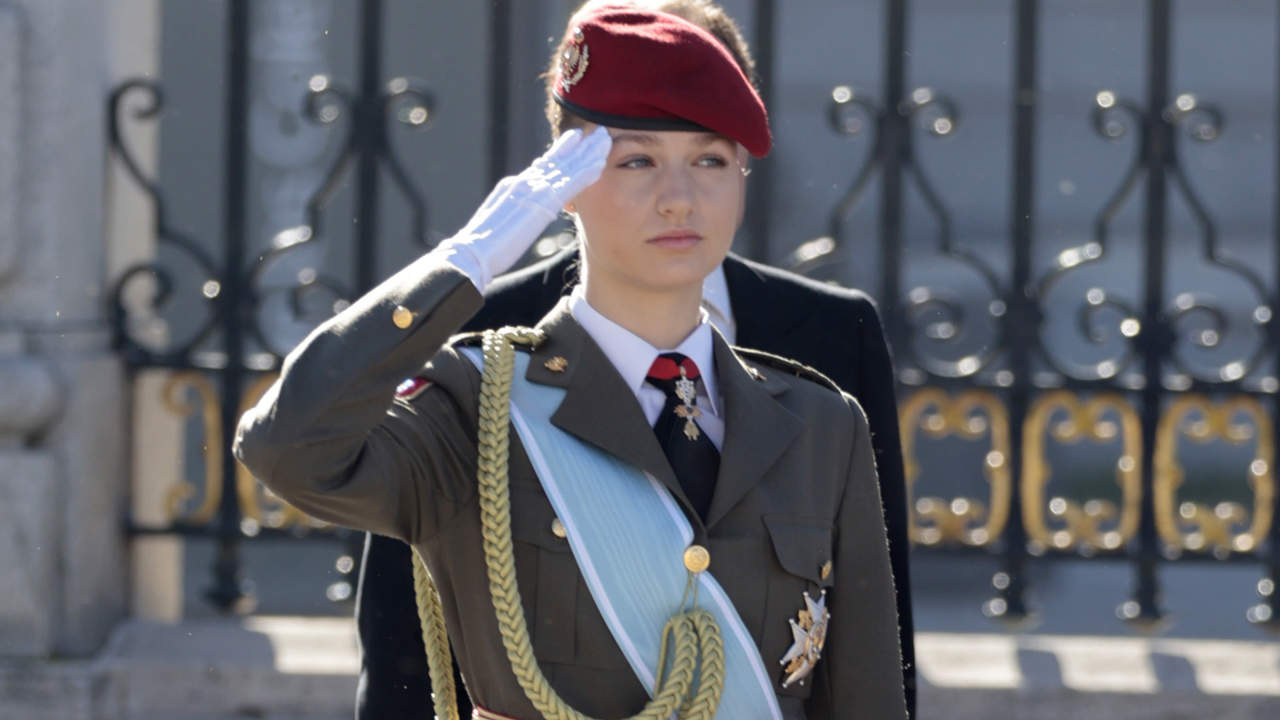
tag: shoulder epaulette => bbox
[450,330,486,347]
[451,326,545,352]
[732,346,844,395]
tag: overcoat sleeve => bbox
[233,251,485,544]
[806,395,908,719]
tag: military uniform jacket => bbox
[234,252,907,720]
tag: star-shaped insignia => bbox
[779,590,830,688]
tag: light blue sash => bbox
[461,348,782,720]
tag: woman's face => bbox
[570,124,748,297]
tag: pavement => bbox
[4,612,1280,719]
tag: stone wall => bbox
[0,0,127,658]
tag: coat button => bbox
[550,518,567,539]
[683,544,710,574]
[392,305,414,329]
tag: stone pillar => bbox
[105,0,186,624]
[0,0,127,657]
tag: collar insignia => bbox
[395,376,431,401]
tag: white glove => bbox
[440,127,612,291]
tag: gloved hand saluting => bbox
[440,127,612,291]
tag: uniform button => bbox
[683,544,710,574]
[392,305,415,329]
[821,560,833,580]
[550,518,567,539]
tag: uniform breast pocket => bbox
[509,485,577,665]
[762,514,834,698]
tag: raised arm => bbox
[233,128,611,544]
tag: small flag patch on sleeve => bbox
[395,377,431,400]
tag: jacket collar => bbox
[525,297,801,531]
[526,298,691,515]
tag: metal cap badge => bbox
[559,26,589,91]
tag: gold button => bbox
[683,544,710,574]
[821,560,833,580]
[550,518,567,539]
[392,305,414,329]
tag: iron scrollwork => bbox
[799,83,1004,379]
[109,80,225,366]
[248,74,436,359]
[1039,90,1271,386]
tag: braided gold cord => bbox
[413,549,460,720]
[413,326,726,720]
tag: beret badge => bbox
[560,26,590,91]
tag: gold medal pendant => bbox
[674,404,702,440]
[779,590,830,688]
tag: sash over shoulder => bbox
[460,343,783,720]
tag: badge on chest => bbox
[780,589,831,688]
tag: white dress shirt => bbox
[449,247,737,449]
[569,284,726,450]
[700,265,736,346]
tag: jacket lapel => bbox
[525,299,693,515]
[706,330,803,529]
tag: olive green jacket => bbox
[234,251,906,719]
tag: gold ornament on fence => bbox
[899,388,1011,547]
[1154,395,1274,557]
[161,372,223,525]
[1021,391,1142,553]
[159,370,327,532]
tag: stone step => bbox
[1,616,357,720]
[5,619,1280,718]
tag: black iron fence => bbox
[111,0,1279,630]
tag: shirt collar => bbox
[700,265,736,345]
[569,286,720,415]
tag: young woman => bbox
[236,4,905,719]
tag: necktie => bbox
[645,352,720,521]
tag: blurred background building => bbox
[2,0,1279,718]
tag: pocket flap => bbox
[510,485,572,553]
[763,514,833,585]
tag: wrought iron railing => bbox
[110,0,1279,633]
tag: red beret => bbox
[553,5,772,157]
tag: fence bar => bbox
[1129,0,1172,626]
[879,0,907,343]
[1264,6,1280,628]
[208,0,252,613]
[994,0,1039,622]
[744,0,776,260]
[488,0,511,186]
[356,0,384,293]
